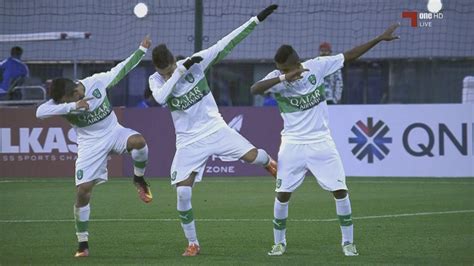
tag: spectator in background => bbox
[263,93,277,106]
[0,46,29,95]
[136,87,158,108]
[319,42,343,104]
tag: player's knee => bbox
[332,189,348,199]
[176,172,196,187]
[277,192,292,203]
[128,134,146,150]
[76,185,92,205]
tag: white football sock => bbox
[74,204,90,242]
[131,145,148,176]
[335,195,354,245]
[251,149,270,166]
[273,198,289,245]
[177,186,198,245]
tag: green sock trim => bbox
[338,214,353,226]
[134,160,147,169]
[75,220,89,232]
[273,218,287,230]
[178,209,194,224]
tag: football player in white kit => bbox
[148,5,278,257]
[251,23,400,257]
[36,36,153,258]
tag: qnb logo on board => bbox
[349,117,392,163]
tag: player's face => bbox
[157,63,177,81]
[58,87,84,103]
[319,47,331,56]
[276,61,302,75]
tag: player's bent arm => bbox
[250,77,280,95]
[150,66,186,105]
[194,16,260,72]
[36,99,77,119]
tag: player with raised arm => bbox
[36,36,153,258]
[251,24,400,257]
[148,5,278,257]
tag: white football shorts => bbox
[275,137,348,192]
[75,125,139,186]
[170,126,255,185]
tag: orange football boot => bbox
[182,243,200,257]
[74,249,89,258]
[134,176,153,203]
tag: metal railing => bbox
[0,85,47,105]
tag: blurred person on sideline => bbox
[319,42,343,104]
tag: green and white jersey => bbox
[150,17,259,148]
[262,53,345,144]
[36,46,147,144]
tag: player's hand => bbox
[378,23,400,41]
[75,97,93,111]
[141,34,152,49]
[183,56,203,70]
[257,4,278,22]
[285,68,309,82]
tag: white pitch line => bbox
[0,209,472,224]
[0,180,473,185]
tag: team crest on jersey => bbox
[92,88,102,99]
[76,169,83,180]
[171,171,177,181]
[308,74,317,85]
[276,179,282,189]
[184,74,195,83]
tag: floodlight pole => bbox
[194,0,203,53]
[73,39,78,80]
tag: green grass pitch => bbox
[1,177,473,265]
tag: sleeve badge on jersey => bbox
[92,88,102,99]
[185,74,195,83]
[308,74,317,85]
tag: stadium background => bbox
[1,0,473,106]
[1,0,472,178]
[1,1,474,265]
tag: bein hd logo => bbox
[402,0,443,27]
[349,117,392,163]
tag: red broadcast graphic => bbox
[402,0,443,28]
[402,11,418,27]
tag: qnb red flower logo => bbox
[349,117,392,163]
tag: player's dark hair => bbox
[152,44,175,69]
[49,78,77,103]
[11,46,23,58]
[274,44,300,65]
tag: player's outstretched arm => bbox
[195,4,278,72]
[101,35,151,89]
[250,68,309,95]
[36,97,93,119]
[343,23,400,62]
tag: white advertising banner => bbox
[329,104,474,177]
